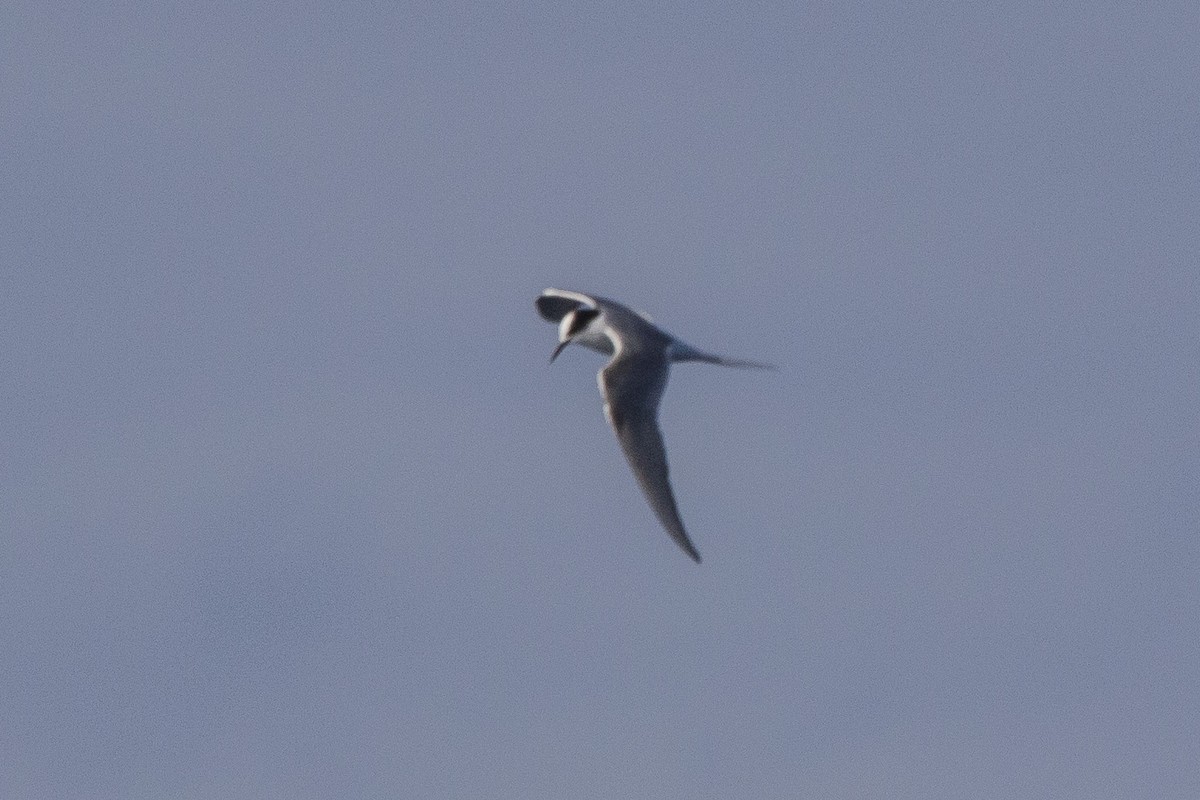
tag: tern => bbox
[536,288,772,563]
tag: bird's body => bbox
[536,288,772,563]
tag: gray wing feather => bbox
[535,295,583,323]
[536,288,598,323]
[602,355,702,563]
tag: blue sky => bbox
[3,3,1197,798]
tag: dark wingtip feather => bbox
[535,294,584,323]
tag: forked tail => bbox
[670,341,776,370]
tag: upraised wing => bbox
[535,288,597,323]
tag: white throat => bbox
[563,312,615,356]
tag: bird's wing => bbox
[535,288,597,323]
[601,354,701,563]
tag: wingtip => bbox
[679,539,703,563]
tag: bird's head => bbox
[551,307,601,362]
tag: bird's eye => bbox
[571,308,599,335]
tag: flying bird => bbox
[536,288,772,563]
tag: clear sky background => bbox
[3,3,1197,798]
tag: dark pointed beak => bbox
[550,339,570,363]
